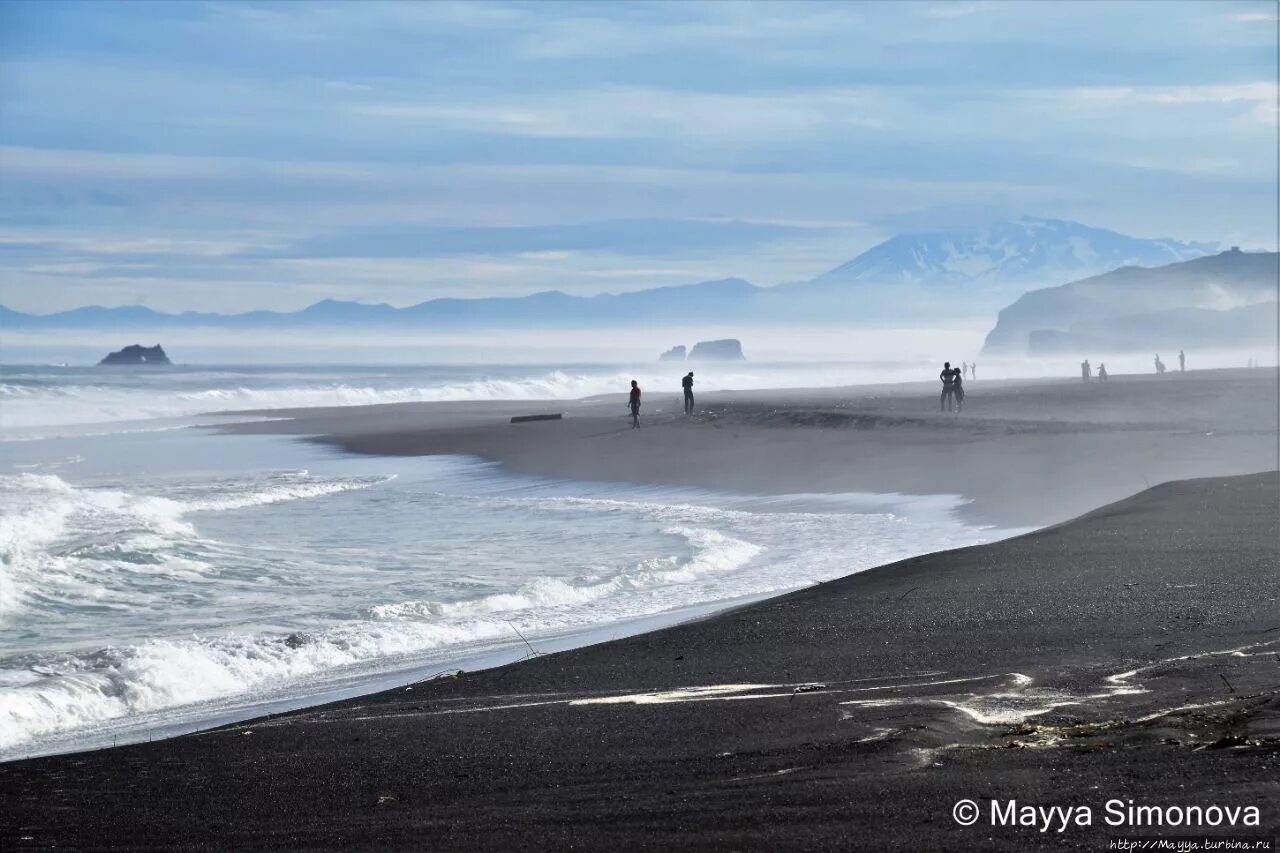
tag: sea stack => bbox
[658,345,687,361]
[688,339,746,361]
[98,344,173,366]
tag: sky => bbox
[0,0,1276,315]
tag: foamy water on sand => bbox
[0,364,1022,759]
[1,361,946,438]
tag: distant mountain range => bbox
[982,249,1279,355]
[2,218,1224,330]
[796,217,1216,293]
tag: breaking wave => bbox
[0,524,760,752]
[1,361,917,434]
[0,471,393,618]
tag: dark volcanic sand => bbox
[2,472,1277,851]
[222,368,1278,527]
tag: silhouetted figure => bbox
[1081,359,1091,382]
[1154,354,1166,374]
[682,371,695,415]
[1098,363,1108,381]
[971,362,976,380]
[952,369,965,412]
[1178,350,1185,372]
[939,361,957,412]
[628,380,642,428]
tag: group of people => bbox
[626,371,696,428]
[1154,350,1185,375]
[1080,359,1108,382]
[634,360,982,428]
[939,362,967,412]
[1080,350,1185,381]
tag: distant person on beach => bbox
[939,362,957,411]
[1098,363,1108,381]
[1155,354,1166,374]
[1081,359,1091,382]
[1179,350,1186,372]
[952,369,965,412]
[971,362,976,380]
[961,361,968,379]
[682,372,695,415]
[628,380,642,429]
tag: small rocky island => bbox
[690,339,745,361]
[658,345,687,361]
[658,339,746,361]
[98,344,173,366]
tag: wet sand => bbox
[226,367,1277,526]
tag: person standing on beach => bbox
[682,372,695,415]
[939,362,957,411]
[1155,354,1166,374]
[628,380,642,428]
[961,361,968,380]
[1098,363,1108,381]
[1179,350,1186,372]
[952,368,965,412]
[971,362,976,380]
[1081,359,1091,382]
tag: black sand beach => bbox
[230,367,1277,527]
[2,369,1277,850]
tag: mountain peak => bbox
[806,218,1219,292]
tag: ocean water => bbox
[0,364,1020,759]
[0,361,951,438]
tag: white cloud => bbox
[353,86,887,139]
[1054,82,1277,106]
[323,80,374,93]
[925,2,995,19]
[1232,11,1280,22]
[0,231,257,257]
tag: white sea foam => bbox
[0,524,763,751]
[0,471,394,618]
[0,361,923,434]
[0,436,1013,759]
[0,372,628,432]
[370,526,762,622]
[0,617,519,751]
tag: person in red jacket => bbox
[628,380,642,429]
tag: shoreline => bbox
[1,369,1275,848]
[3,582,791,763]
[221,367,1278,527]
[2,471,1276,849]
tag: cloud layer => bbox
[0,0,1275,313]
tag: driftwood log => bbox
[510,414,563,424]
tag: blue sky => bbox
[1,0,1276,314]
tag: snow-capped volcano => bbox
[800,218,1219,292]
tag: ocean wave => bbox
[0,471,395,617]
[0,620,510,751]
[370,526,762,621]
[180,474,395,513]
[0,520,766,753]
[0,371,628,431]
[0,362,909,433]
